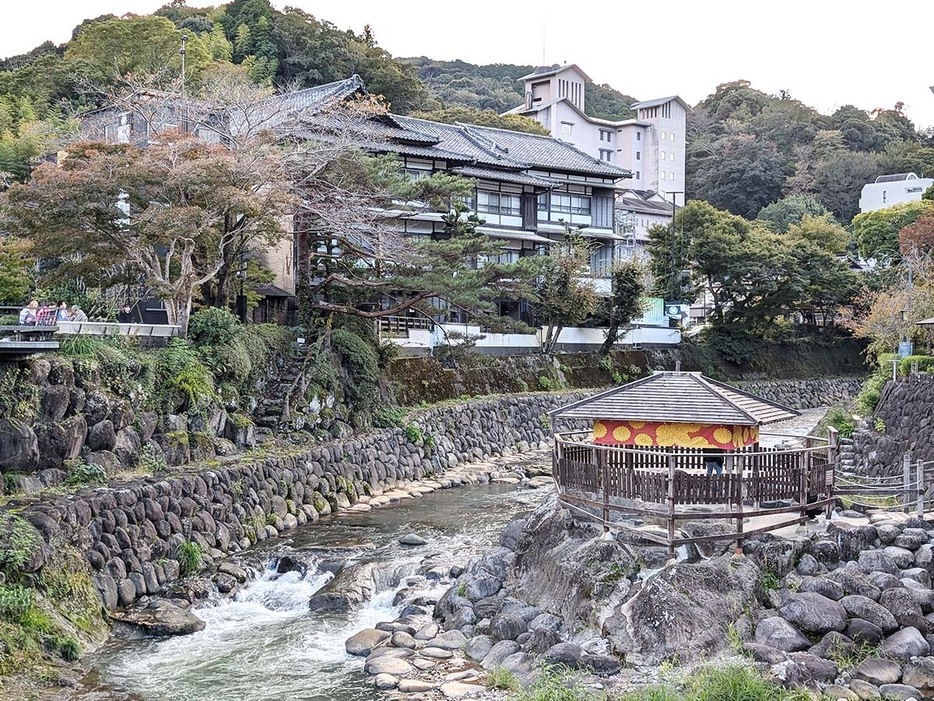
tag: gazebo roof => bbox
[550,371,799,426]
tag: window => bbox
[669,152,675,162]
[661,102,671,119]
[636,132,641,141]
[670,132,676,142]
[660,150,666,160]
[561,122,573,135]
[660,171,666,181]
[907,187,923,194]
[403,167,431,181]
[635,171,640,179]
[669,171,675,180]
[599,149,613,162]
[883,191,887,203]
[635,151,641,160]
[599,129,612,142]
[477,190,520,216]
[660,132,667,141]
[537,193,548,211]
[551,192,591,215]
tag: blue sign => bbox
[899,341,914,358]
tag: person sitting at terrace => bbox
[69,305,88,322]
[18,300,38,325]
[117,304,135,323]
[56,300,70,321]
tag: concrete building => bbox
[504,64,689,203]
[859,172,934,213]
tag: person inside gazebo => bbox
[704,450,725,476]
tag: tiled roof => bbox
[451,165,556,188]
[874,173,920,183]
[251,75,366,117]
[617,189,675,215]
[550,371,799,426]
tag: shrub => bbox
[64,460,107,486]
[373,405,407,428]
[824,407,856,438]
[176,541,203,576]
[188,307,241,347]
[137,443,168,474]
[153,339,216,413]
[58,335,102,359]
[0,585,34,623]
[0,514,42,576]
[516,665,602,701]
[0,365,39,421]
[898,354,934,376]
[56,636,81,662]
[403,424,423,444]
[486,667,519,691]
[873,417,886,434]
[331,328,380,415]
[537,375,554,391]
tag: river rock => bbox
[883,626,930,660]
[778,592,847,634]
[440,682,484,699]
[841,595,899,633]
[798,576,844,601]
[500,651,534,674]
[789,651,838,683]
[878,683,923,700]
[465,575,502,602]
[399,533,427,546]
[111,600,205,636]
[880,588,929,631]
[847,618,885,645]
[464,635,492,662]
[743,643,788,664]
[374,674,398,690]
[882,547,915,570]
[852,657,903,686]
[755,616,809,652]
[542,642,583,669]
[828,565,882,600]
[490,613,527,642]
[398,679,434,692]
[822,685,858,700]
[430,630,468,650]
[848,679,883,699]
[365,656,414,676]
[346,628,390,656]
[903,656,934,691]
[414,623,439,640]
[481,640,521,669]
[391,631,416,649]
[420,647,453,659]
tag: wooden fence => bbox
[553,429,838,556]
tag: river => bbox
[77,480,546,701]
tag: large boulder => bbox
[858,550,898,576]
[755,617,810,652]
[345,628,390,656]
[902,657,934,691]
[778,592,847,634]
[883,626,930,661]
[879,588,929,631]
[480,640,521,669]
[827,563,882,600]
[840,595,899,633]
[111,600,205,636]
[878,683,924,701]
[542,642,584,669]
[0,418,39,473]
[852,657,903,686]
[797,576,844,601]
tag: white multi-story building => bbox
[859,173,934,213]
[504,64,689,203]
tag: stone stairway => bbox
[838,435,856,472]
[252,347,310,429]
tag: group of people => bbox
[18,300,88,325]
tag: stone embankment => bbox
[734,377,863,411]
[11,392,588,612]
[852,375,934,477]
[345,496,934,700]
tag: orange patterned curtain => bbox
[592,420,758,449]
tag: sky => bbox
[3,0,934,129]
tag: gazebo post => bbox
[666,450,676,558]
[596,447,609,532]
[735,454,745,556]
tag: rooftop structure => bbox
[859,172,934,214]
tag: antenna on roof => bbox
[675,360,681,372]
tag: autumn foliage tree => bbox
[1,134,294,335]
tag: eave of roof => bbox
[632,95,693,113]
[549,371,799,426]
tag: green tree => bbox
[598,261,646,355]
[812,150,883,223]
[0,237,32,304]
[852,200,934,264]
[2,135,294,335]
[65,15,213,86]
[756,194,830,233]
[785,213,851,255]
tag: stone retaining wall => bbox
[14,392,589,611]
[851,375,934,476]
[734,377,863,410]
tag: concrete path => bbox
[758,407,828,447]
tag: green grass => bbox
[516,665,605,701]
[486,666,520,691]
[176,541,203,576]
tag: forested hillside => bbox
[1,0,933,225]
[687,81,934,223]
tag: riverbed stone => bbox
[755,616,810,652]
[778,592,847,634]
[365,656,414,676]
[464,635,493,662]
[414,623,439,640]
[852,657,903,686]
[902,656,934,691]
[883,626,930,660]
[111,600,205,636]
[822,685,858,700]
[481,640,521,669]
[490,613,528,642]
[841,595,899,633]
[398,679,434,692]
[878,683,923,700]
[440,682,484,699]
[465,576,502,602]
[847,618,885,646]
[399,533,427,546]
[542,642,584,669]
[420,647,454,659]
[374,674,398,690]
[346,628,391,656]
[848,679,883,699]
[430,630,468,650]
[798,576,845,601]
[880,588,929,630]
[391,631,416,649]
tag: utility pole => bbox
[667,191,684,302]
[179,34,189,132]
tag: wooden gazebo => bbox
[549,371,837,555]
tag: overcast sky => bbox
[4,0,934,129]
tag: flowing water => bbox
[79,481,546,701]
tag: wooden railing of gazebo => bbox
[552,429,838,556]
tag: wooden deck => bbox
[552,430,838,555]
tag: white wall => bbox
[859,177,934,213]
